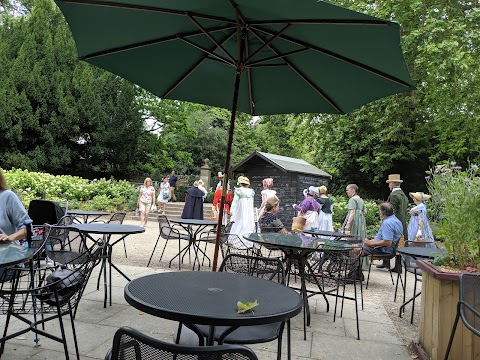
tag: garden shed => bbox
[231,151,331,230]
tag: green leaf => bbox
[237,300,259,314]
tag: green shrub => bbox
[4,168,136,211]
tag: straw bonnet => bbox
[198,179,204,186]
[318,185,328,194]
[218,172,224,178]
[307,186,319,195]
[386,174,403,183]
[237,176,250,186]
[409,192,431,201]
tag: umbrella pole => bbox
[212,26,246,272]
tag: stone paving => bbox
[0,219,415,359]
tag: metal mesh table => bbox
[125,271,302,345]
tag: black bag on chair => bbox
[37,267,86,306]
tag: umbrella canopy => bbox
[55,0,414,115]
[55,0,415,269]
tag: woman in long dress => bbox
[229,176,255,248]
[407,192,435,247]
[157,177,170,214]
[258,178,276,218]
[317,185,334,231]
[344,183,367,239]
[293,186,321,233]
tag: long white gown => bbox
[229,187,256,248]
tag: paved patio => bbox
[0,219,415,359]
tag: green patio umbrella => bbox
[55,0,415,270]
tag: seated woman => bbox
[260,197,289,234]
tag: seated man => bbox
[362,202,403,257]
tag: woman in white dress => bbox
[157,177,170,214]
[258,178,276,218]
[229,176,255,248]
[407,192,435,247]
[317,185,334,231]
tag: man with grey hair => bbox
[362,202,403,257]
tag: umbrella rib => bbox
[188,14,236,64]
[244,23,291,64]
[249,19,391,26]
[244,32,254,114]
[227,0,246,25]
[162,30,237,98]
[179,37,235,67]
[252,25,413,89]
[81,25,235,60]
[57,0,236,24]
[249,28,343,114]
[246,48,309,67]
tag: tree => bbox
[0,0,144,178]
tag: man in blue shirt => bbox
[362,202,403,257]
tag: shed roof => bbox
[232,151,331,178]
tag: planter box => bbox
[416,260,480,360]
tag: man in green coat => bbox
[377,174,409,271]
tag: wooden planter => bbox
[415,260,480,360]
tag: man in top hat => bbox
[378,174,409,271]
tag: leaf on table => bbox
[237,300,259,314]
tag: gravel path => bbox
[111,219,420,358]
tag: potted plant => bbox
[413,163,480,360]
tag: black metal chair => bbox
[28,199,66,226]
[365,236,403,289]
[306,243,364,340]
[105,326,258,360]
[178,254,288,360]
[394,241,434,324]
[444,273,480,360]
[197,221,234,266]
[147,215,190,269]
[103,212,128,257]
[0,231,102,360]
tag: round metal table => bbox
[169,218,217,269]
[0,243,37,269]
[67,223,144,307]
[67,209,111,223]
[125,271,302,346]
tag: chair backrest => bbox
[28,199,66,225]
[0,234,102,315]
[220,253,285,284]
[46,226,94,265]
[107,326,259,360]
[220,233,257,258]
[57,214,76,226]
[459,274,480,336]
[395,236,405,255]
[108,212,126,224]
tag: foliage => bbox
[4,168,136,211]
[426,163,480,268]
[330,195,380,237]
[0,0,144,179]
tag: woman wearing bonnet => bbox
[293,186,321,233]
[258,178,276,218]
[407,192,435,247]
